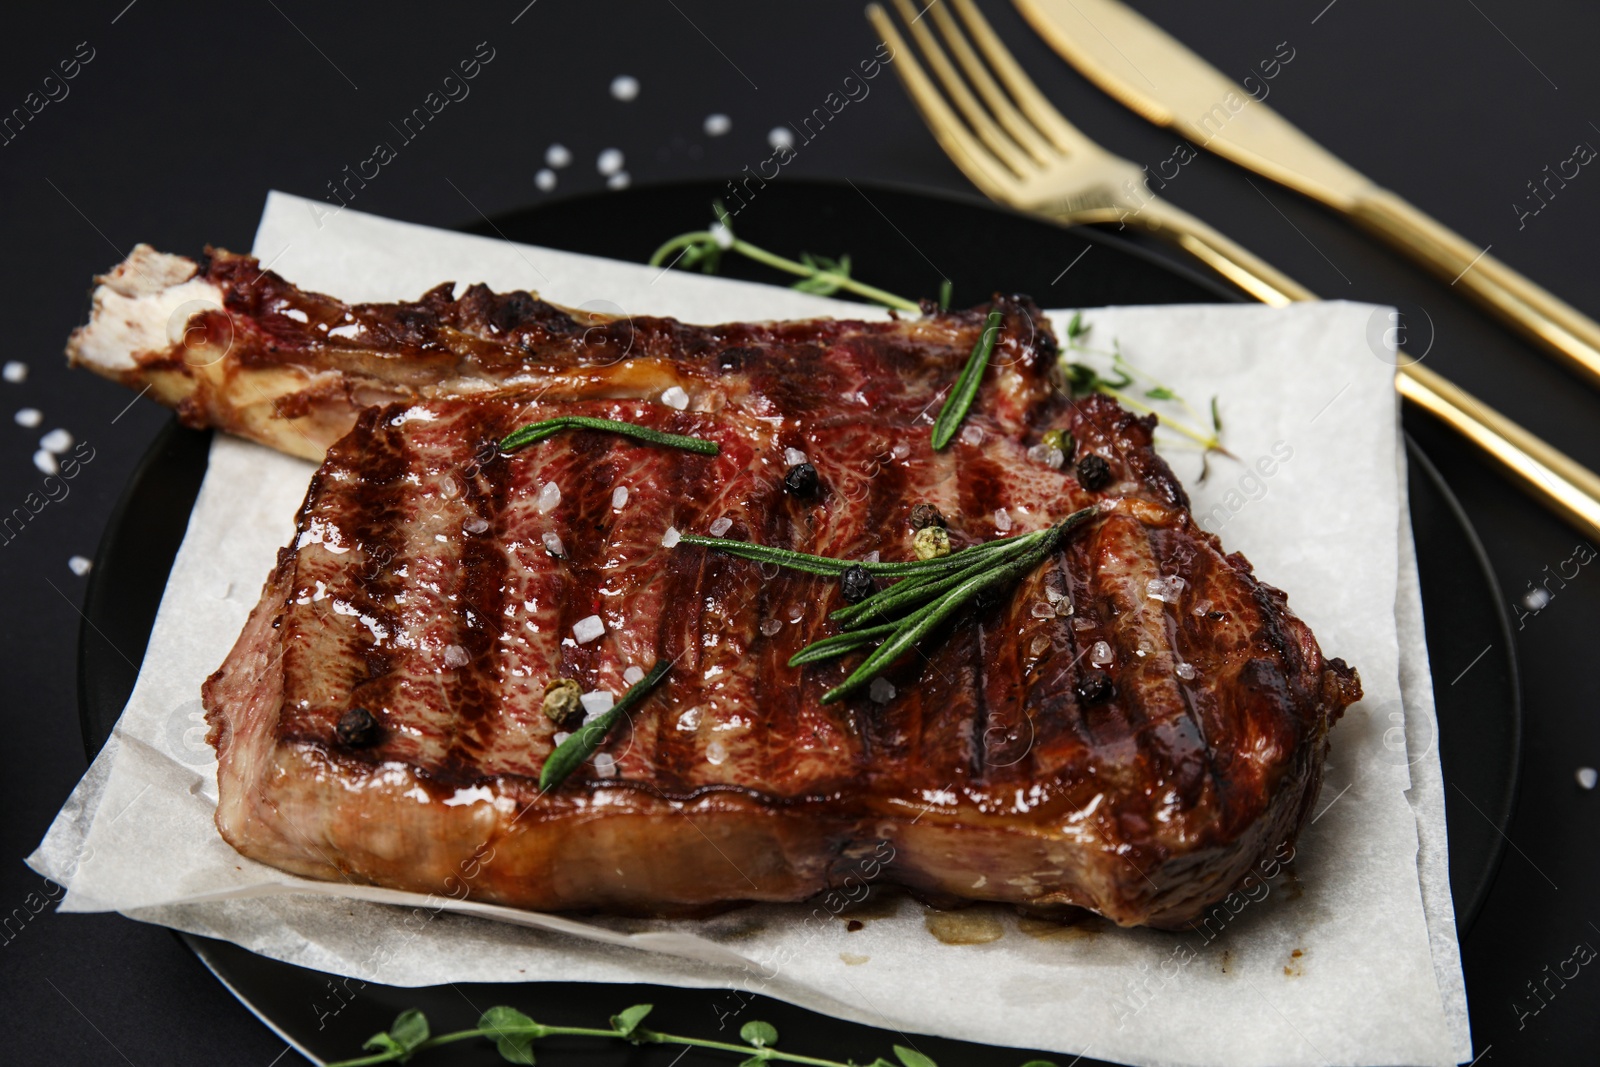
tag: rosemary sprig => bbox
[332,1004,1062,1067]
[681,508,1097,704]
[649,203,923,312]
[539,661,671,791]
[930,308,1004,450]
[499,415,718,455]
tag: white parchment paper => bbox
[30,192,1471,1066]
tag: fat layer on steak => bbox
[169,261,1362,928]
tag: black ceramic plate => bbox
[78,180,1520,1066]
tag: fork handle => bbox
[1102,194,1600,541]
[1351,188,1600,388]
[1126,196,1314,305]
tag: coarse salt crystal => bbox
[68,555,92,576]
[593,752,618,778]
[597,147,625,175]
[463,516,489,535]
[580,690,614,718]
[783,447,808,466]
[760,618,783,637]
[39,428,72,454]
[709,516,733,537]
[891,442,911,460]
[553,731,571,746]
[609,74,639,101]
[768,126,794,150]
[709,221,734,249]
[535,168,557,192]
[33,450,57,475]
[660,385,690,409]
[1046,587,1073,615]
[661,526,681,548]
[704,113,732,136]
[573,614,606,644]
[606,171,631,190]
[959,423,985,446]
[1523,587,1551,611]
[993,508,1012,532]
[1175,662,1198,681]
[862,551,880,564]
[868,677,897,704]
[676,706,702,731]
[2,361,26,383]
[1029,635,1051,658]
[706,739,729,764]
[443,644,471,668]
[623,665,645,685]
[1089,640,1113,666]
[1191,599,1213,617]
[14,408,41,428]
[537,481,561,513]
[542,531,565,557]
[1031,601,1056,619]
[1577,766,1598,790]
[788,606,804,623]
[612,485,630,509]
[545,143,572,168]
[1147,576,1185,603]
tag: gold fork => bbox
[868,0,1600,541]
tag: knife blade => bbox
[1013,0,1600,388]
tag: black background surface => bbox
[1,1,1596,1063]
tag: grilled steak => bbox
[137,254,1366,929]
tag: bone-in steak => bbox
[163,258,1362,928]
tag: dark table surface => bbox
[3,2,1596,1064]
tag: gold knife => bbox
[1013,0,1600,389]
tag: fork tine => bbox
[925,1,1056,165]
[866,4,1024,202]
[948,0,1087,154]
[887,0,1038,178]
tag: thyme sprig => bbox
[1061,312,1231,460]
[682,507,1097,703]
[649,202,925,312]
[331,1004,1062,1067]
[539,661,671,791]
[930,308,1004,450]
[499,415,718,456]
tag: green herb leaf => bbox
[740,1019,779,1047]
[894,1045,940,1067]
[1144,386,1175,401]
[1017,1061,1060,1066]
[500,415,718,456]
[361,1032,406,1059]
[1066,311,1087,340]
[930,309,1004,450]
[610,1003,654,1038]
[540,664,671,791]
[1210,395,1222,433]
[937,278,953,311]
[388,1009,430,1051]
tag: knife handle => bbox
[1352,189,1600,389]
[1117,195,1600,540]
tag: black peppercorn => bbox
[910,503,946,530]
[1075,670,1115,705]
[1076,453,1111,491]
[783,462,819,496]
[841,564,875,603]
[336,707,379,747]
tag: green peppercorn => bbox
[913,525,951,560]
[1041,428,1072,456]
[542,678,583,725]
